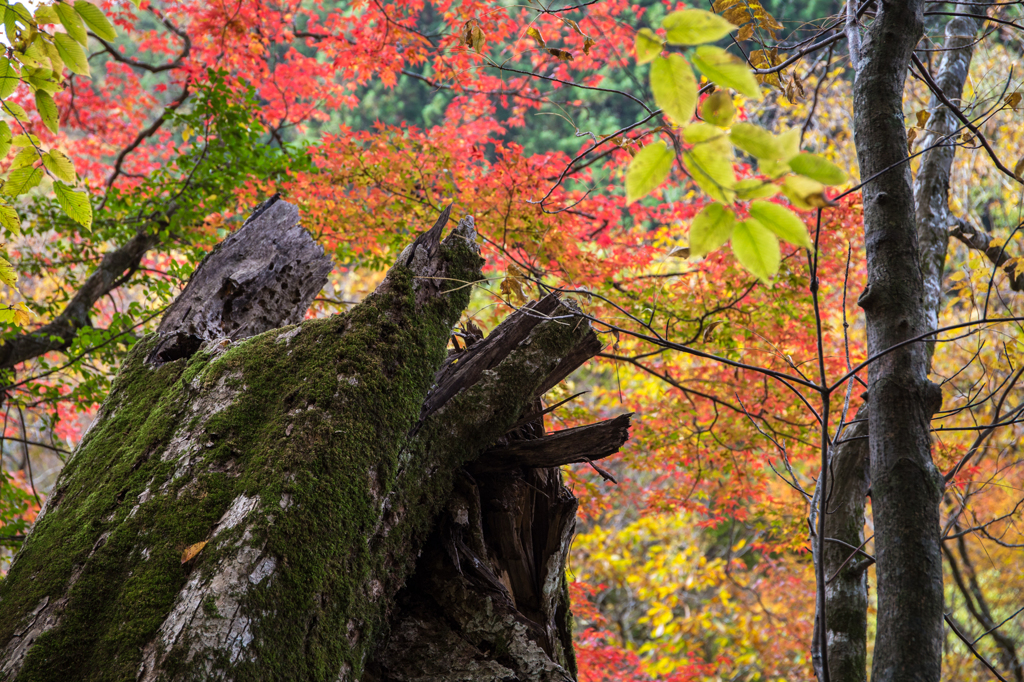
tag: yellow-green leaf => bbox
[683,129,736,204]
[701,90,735,127]
[781,174,829,210]
[731,218,780,282]
[74,0,117,41]
[3,101,29,122]
[748,200,812,249]
[54,33,89,76]
[54,1,88,45]
[682,121,725,144]
[735,178,779,200]
[0,257,16,288]
[635,28,662,65]
[689,202,736,257]
[625,142,674,204]
[34,5,58,24]
[662,9,737,46]
[35,90,58,133]
[0,202,20,235]
[0,58,18,99]
[12,302,29,326]
[691,45,762,100]
[729,122,783,160]
[54,181,92,228]
[43,149,76,183]
[3,165,43,196]
[651,54,697,126]
[9,147,36,170]
[12,133,40,148]
[787,152,847,185]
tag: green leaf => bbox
[34,5,59,24]
[43,149,76,183]
[128,0,142,7]
[635,28,662,65]
[9,147,36,169]
[0,256,16,288]
[650,54,697,126]
[35,90,58,133]
[2,165,42,196]
[12,133,40,148]
[701,90,735,127]
[735,178,779,200]
[729,122,783,160]
[662,9,737,45]
[0,124,10,158]
[54,181,92,228]
[689,202,736,257]
[748,200,812,249]
[625,142,674,204]
[0,58,19,99]
[54,33,89,76]
[682,121,725,144]
[732,218,780,282]
[74,0,117,41]
[787,153,847,185]
[683,126,736,204]
[54,2,88,45]
[781,174,829,210]
[0,202,21,235]
[691,45,762,100]
[2,101,29,122]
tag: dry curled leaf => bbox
[181,540,208,564]
[547,48,573,62]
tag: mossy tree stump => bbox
[0,200,630,682]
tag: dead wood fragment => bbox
[149,196,333,363]
[475,414,633,471]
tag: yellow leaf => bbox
[1005,92,1021,109]
[526,27,545,46]
[547,48,573,62]
[1014,156,1024,182]
[915,110,931,128]
[181,540,208,564]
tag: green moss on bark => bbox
[0,234,483,682]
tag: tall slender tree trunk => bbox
[852,2,946,680]
[813,3,993,680]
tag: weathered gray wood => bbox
[149,195,333,363]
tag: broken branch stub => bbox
[149,195,333,363]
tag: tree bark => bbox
[0,200,626,681]
[812,5,993,680]
[852,1,946,680]
[811,403,870,682]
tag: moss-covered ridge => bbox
[0,229,483,681]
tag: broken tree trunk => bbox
[0,199,628,682]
